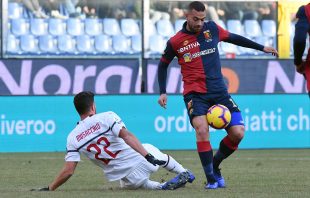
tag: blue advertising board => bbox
[0,59,307,95]
[0,94,309,152]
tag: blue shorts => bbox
[183,92,244,129]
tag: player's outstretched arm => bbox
[263,46,279,57]
[31,161,78,191]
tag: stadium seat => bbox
[20,34,39,54]
[156,19,174,37]
[261,20,276,37]
[131,34,141,53]
[94,35,113,54]
[6,34,20,54]
[244,20,262,38]
[217,43,224,56]
[30,18,47,36]
[112,35,130,54]
[237,46,256,55]
[221,42,239,55]
[254,36,273,55]
[217,19,226,30]
[121,18,140,36]
[174,19,186,32]
[103,18,121,36]
[57,35,76,54]
[144,22,157,37]
[11,18,29,36]
[85,18,102,36]
[67,18,84,36]
[39,35,58,54]
[76,35,94,54]
[9,2,22,19]
[48,18,66,36]
[149,35,165,54]
[227,19,244,35]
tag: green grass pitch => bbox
[0,149,309,198]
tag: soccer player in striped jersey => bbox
[157,1,278,189]
[294,3,310,98]
[33,91,194,191]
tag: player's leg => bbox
[120,160,162,190]
[212,94,245,187]
[192,116,218,189]
[184,93,218,189]
[142,143,195,190]
[143,143,188,174]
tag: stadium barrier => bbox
[0,59,307,95]
[0,94,309,152]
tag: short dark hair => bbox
[74,91,94,115]
[188,1,206,12]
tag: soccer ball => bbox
[206,104,231,129]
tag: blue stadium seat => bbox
[174,19,186,32]
[121,18,140,37]
[76,35,94,54]
[85,18,102,36]
[261,20,276,37]
[48,18,66,36]
[39,35,58,54]
[244,20,262,38]
[20,34,39,54]
[11,18,29,36]
[217,43,224,56]
[67,18,84,36]
[112,35,130,54]
[220,42,239,55]
[57,35,76,54]
[217,19,226,30]
[131,34,141,53]
[6,34,20,54]
[227,19,244,35]
[237,46,256,55]
[156,19,174,37]
[9,2,22,19]
[94,35,113,54]
[149,35,165,54]
[103,18,121,36]
[30,18,47,36]
[145,22,157,36]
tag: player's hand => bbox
[158,94,167,109]
[145,153,166,166]
[263,46,278,57]
[30,186,49,191]
[295,62,305,74]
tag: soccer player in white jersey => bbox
[32,91,195,191]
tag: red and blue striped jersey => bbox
[158,21,264,95]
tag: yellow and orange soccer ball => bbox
[206,104,231,129]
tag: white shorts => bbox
[119,144,167,189]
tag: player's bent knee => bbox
[228,125,245,142]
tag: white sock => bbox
[142,180,162,190]
[162,154,186,174]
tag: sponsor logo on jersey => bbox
[191,48,216,58]
[177,41,200,53]
[203,30,212,42]
[183,40,189,46]
[183,53,192,62]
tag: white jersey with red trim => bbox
[65,111,144,181]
